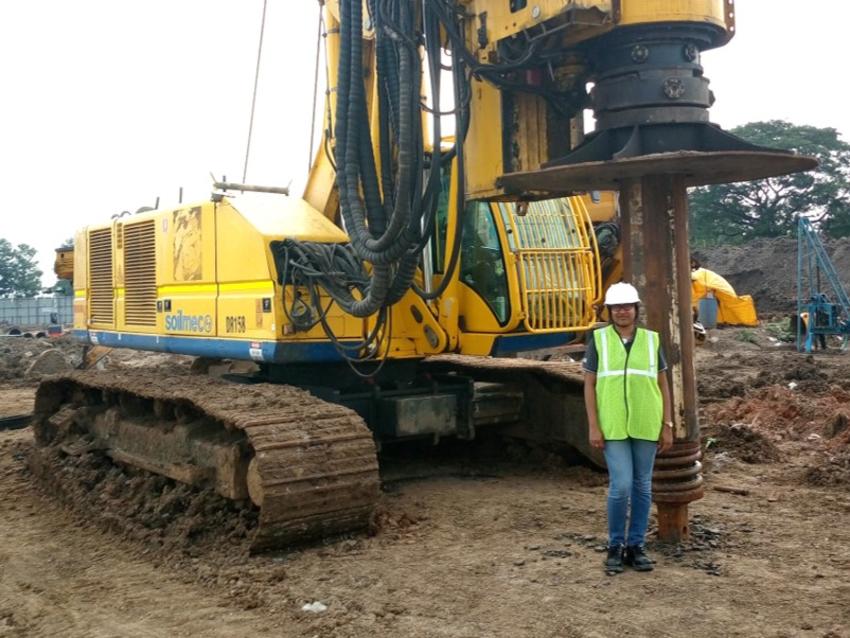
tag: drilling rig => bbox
[33,0,815,549]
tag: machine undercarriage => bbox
[31,359,595,550]
[34,0,815,548]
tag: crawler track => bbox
[31,370,380,552]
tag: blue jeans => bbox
[603,438,657,547]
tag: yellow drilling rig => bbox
[35,1,814,549]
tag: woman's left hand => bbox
[658,424,674,453]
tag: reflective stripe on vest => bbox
[594,325,663,441]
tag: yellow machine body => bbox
[32,0,771,550]
[69,183,604,362]
[63,0,742,364]
[460,0,734,199]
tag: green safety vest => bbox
[593,324,663,441]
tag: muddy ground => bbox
[2,331,850,638]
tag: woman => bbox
[583,282,674,574]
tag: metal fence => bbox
[0,296,73,328]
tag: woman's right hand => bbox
[589,424,605,450]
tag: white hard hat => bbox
[604,282,641,306]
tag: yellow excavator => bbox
[34,1,814,549]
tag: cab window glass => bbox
[460,202,510,324]
[431,166,452,273]
[496,203,517,251]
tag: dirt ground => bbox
[2,331,850,638]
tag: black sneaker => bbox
[623,545,654,572]
[604,544,624,574]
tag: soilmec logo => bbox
[165,310,213,333]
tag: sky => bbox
[2,1,848,287]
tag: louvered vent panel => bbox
[88,228,114,324]
[123,220,157,327]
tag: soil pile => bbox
[25,349,73,377]
[0,335,82,386]
[704,385,850,440]
[698,328,850,485]
[0,334,193,387]
[806,449,850,486]
[696,236,850,313]
[705,423,783,464]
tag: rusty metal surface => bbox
[672,177,699,439]
[32,370,380,552]
[424,354,585,384]
[653,441,705,505]
[619,177,699,442]
[497,151,818,196]
[617,177,705,541]
[654,449,701,468]
[653,461,702,481]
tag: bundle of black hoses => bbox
[274,0,471,364]
[269,238,391,370]
[279,0,574,363]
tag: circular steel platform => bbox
[497,150,818,197]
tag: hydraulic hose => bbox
[287,0,475,334]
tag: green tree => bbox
[689,121,850,245]
[0,239,43,297]
[45,279,73,296]
[0,239,13,296]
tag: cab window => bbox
[431,166,451,273]
[460,202,510,324]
